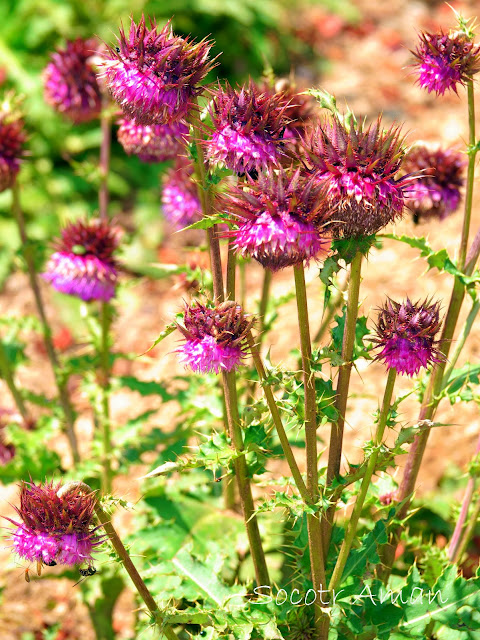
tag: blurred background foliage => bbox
[0,0,359,286]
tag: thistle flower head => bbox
[117,118,188,162]
[43,39,102,123]
[161,157,201,229]
[9,481,102,568]
[42,219,119,302]
[372,297,443,377]
[220,169,332,271]
[402,144,465,222]
[0,94,26,193]
[413,30,480,96]
[205,80,289,176]
[265,78,316,142]
[101,16,214,125]
[177,301,253,374]
[306,116,412,238]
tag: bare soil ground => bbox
[1,0,480,637]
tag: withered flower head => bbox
[117,118,189,163]
[372,297,443,377]
[176,301,253,374]
[100,16,214,125]
[0,94,26,193]
[42,219,119,302]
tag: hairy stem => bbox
[293,264,327,635]
[323,250,362,552]
[58,482,177,639]
[98,96,111,224]
[247,331,309,503]
[222,369,270,587]
[329,367,397,592]
[443,297,480,384]
[226,239,236,301]
[454,489,480,564]
[0,337,29,422]
[458,80,476,270]
[11,183,79,463]
[258,269,272,344]
[313,276,347,344]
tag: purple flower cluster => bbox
[117,118,189,163]
[0,96,26,193]
[43,39,102,123]
[42,219,119,302]
[205,81,289,176]
[9,481,102,570]
[402,144,465,222]
[177,301,252,374]
[306,116,414,238]
[221,170,331,271]
[413,31,480,96]
[373,297,443,377]
[161,158,201,229]
[101,16,214,125]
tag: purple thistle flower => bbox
[100,16,214,125]
[8,481,102,570]
[43,39,102,124]
[205,81,289,176]
[220,170,332,271]
[413,31,480,96]
[117,118,189,163]
[161,158,201,229]
[305,116,414,238]
[0,95,26,193]
[402,144,465,222]
[42,219,119,302]
[372,298,443,377]
[176,301,253,374]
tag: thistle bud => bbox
[117,118,188,163]
[9,481,102,569]
[205,81,289,177]
[101,16,214,125]
[402,144,465,222]
[42,219,119,302]
[372,298,443,377]
[161,158,201,229]
[305,116,413,238]
[220,169,331,271]
[0,94,26,193]
[43,39,102,123]
[413,31,480,96]
[176,301,253,374]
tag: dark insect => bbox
[24,568,30,583]
[79,566,97,577]
[44,560,57,567]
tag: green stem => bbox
[247,331,309,503]
[313,277,347,344]
[378,81,478,579]
[323,250,362,552]
[239,260,247,309]
[258,269,272,343]
[443,297,480,385]
[99,95,111,224]
[454,488,480,565]
[226,239,236,301]
[58,482,177,639]
[0,338,29,422]
[11,183,79,463]
[100,303,112,494]
[329,367,397,592]
[293,265,327,635]
[222,369,270,587]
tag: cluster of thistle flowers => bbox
[8,481,102,570]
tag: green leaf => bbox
[114,376,174,401]
[341,518,388,586]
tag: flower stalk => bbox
[58,482,177,640]
[329,367,397,592]
[0,337,29,422]
[11,183,80,463]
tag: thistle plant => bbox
[4,7,480,640]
